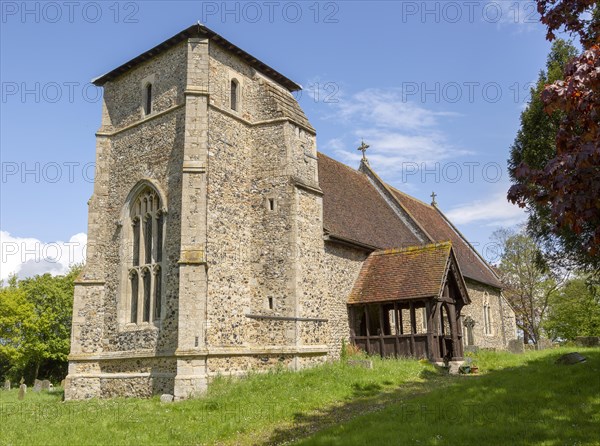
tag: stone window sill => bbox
[120,321,161,332]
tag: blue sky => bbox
[0,1,558,279]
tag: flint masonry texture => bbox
[64,27,517,400]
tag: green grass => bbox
[0,348,598,445]
[0,357,445,445]
[300,348,600,446]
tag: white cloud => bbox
[483,1,540,29]
[322,88,470,175]
[0,231,87,282]
[445,192,527,226]
[333,88,460,131]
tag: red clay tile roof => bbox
[317,153,502,289]
[348,242,452,304]
[318,153,422,249]
[389,188,502,288]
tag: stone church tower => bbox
[65,25,517,400]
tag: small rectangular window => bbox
[230,80,238,111]
[268,198,275,211]
[144,84,152,115]
[268,297,274,310]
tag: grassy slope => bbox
[0,358,447,445]
[0,349,597,445]
[301,348,600,446]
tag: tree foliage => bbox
[508,0,600,276]
[494,228,564,344]
[544,276,600,341]
[0,266,80,383]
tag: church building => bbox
[65,25,517,400]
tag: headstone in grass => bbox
[537,338,553,350]
[60,379,65,388]
[508,339,524,354]
[33,379,42,392]
[347,359,373,369]
[574,336,600,347]
[18,384,26,400]
[41,380,51,391]
[4,380,10,391]
[19,377,24,385]
[160,394,174,403]
[555,352,586,365]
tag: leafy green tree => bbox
[0,266,81,382]
[544,277,600,341]
[507,39,579,268]
[0,276,34,381]
[493,228,564,344]
[509,39,577,173]
[17,266,80,380]
[509,1,600,275]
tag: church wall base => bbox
[65,350,329,400]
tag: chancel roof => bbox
[318,153,502,289]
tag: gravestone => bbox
[60,379,65,388]
[508,339,524,354]
[536,338,553,350]
[575,336,600,347]
[33,379,42,392]
[19,377,24,385]
[18,384,26,400]
[555,352,586,365]
[347,359,373,369]
[160,394,174,403]
[4,380,10,391]
[41,380,51,391]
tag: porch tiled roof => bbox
[348,242,452,304]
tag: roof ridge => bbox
[433,206,502,285]
[373,241,452,256]
[93,24,301,91]
[387,185,435,209]
[359,161,435,243]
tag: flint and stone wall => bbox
[66,34,518,400]
[66,37,330,400]
[461,280,517,350]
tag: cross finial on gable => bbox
[431,191,437,206]
[358,140,369,162]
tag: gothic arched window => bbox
[128,187,164,323]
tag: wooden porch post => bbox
[364,305,371,355]
[409,301,416,356]
[393,302,400,357]
[378,304,385,357]
[448,302,461,360]
[398,304,404,335]
[432,301,442,362]
[426,300,434,361]
[349,306,355,344]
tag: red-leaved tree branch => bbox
[508,0,600,263]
